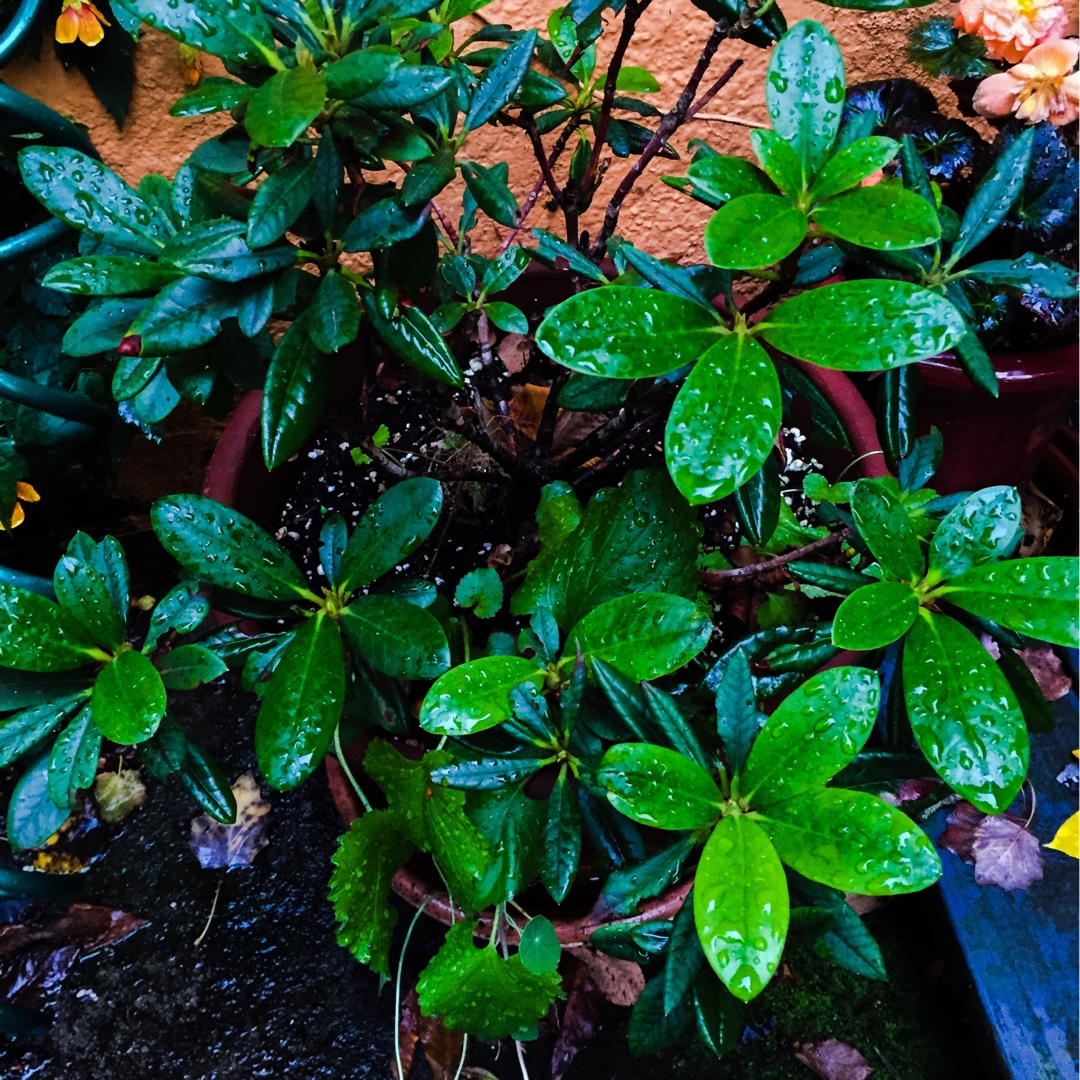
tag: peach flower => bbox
[974,38,1080,125]
[55,0,110,46]
[955,0,1071,62]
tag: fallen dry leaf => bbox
[1015,646,1073,701]
[549,962,601,1080]
[93,769,147,823]
[394,985,465,1080]
[971,815,1045,891]
[497,332,531,373]
[939,800,985,863]
[796,1038,874,1080]
[1045,812,1079,858]
[1018,485,1062,557]
[571,944,645,1007]
[189,773,270,869]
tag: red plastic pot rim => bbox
[919,341,1079,392]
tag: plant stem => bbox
[702,528,852,587]
[515,1039,531,1080]
[0,369,114,429]
[592,31,741,256]
[333,725,373,813]
[194,869,225,947]
[394,898,432,1080]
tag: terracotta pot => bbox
[914,343,1078,495]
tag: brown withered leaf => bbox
[0,903,145,1009]
[571,945,644,1007]
[550,961,601,1080]
[795,1038,874,1080]
[507,384,549,441]
[1018,485,1062,557]
[971,815,1045,891]
[394,985,465,1080]
[1015,645,1073,701]
[189,773,270,869]
[497,332,531,373]
[939,800,985,863]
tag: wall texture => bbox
[4,1,963,260]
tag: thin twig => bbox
[695,112,769,129]
[534,369,570,456]
[194,870,225,947]
[592,39,742,256]
[702,528,851,587]
[429,199,459,248]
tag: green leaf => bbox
[519,915,561,974]
[361,292,463,387]
[663,887,705,1013]
[850,481,924,582]
[340,477,443,591]
[343,197,429,253]
[151,493,309,602]
[664,335,780,505]
[740,666,880,806]
[309,271,361,355]
[693,972,745,1057]
[261,312,331,470]
[542,764,581,902]
[255,612,344,790]
[455,567,503,619]
[906,17,995,78]
[419,656,546,736]
[246,66,326,149]
[928,486,1022,581]
[759,280,966,370]
[0,584,96,673]
[942,558,1079,647]
[339,595,449,679]
[115,0,274,64]
[8,753,71,851]
[792,876,886,979]
[0,693,87,769]
[627,974,693,1055]
[749,130,805,196]
[329,809,414,976]
[788,561,875,596]
[961,253,1078,299]
[564,593,711,682]
[527,228,608,282]
[597,743,722,830]
[248,159,316,248]
[642,683,708,768]
[903,610,1027,813]
[91,649,167,744]
[47,706,100,810]
[484,301,528,334]
[125,276,238,353]
[809,136,899,200]
[43,256,183,296]
[590,919,672,962]
[950,127,1035,265]
[714,650,762,776]
[469,779,545,900]
[54,556,126,650]
[157,644,228,690]
[765,20,845,188]
[401,149,456,207]
[704,195,807,270]
[143,583,209,655]
[996,643,1054,735]
[18,148,166,256]
[324,50,450,105]
[169,76,253,117]
[417,920,562,1039]
[464,30,538,132]
[813,184,941,250]
[832,580,919,650]
[535,287,721,378]
[460,161,520,228]
[760,788,940,894]
[694,814,788,1002]
[680,156,776,209]
[597,836,696,917]
[63,298,148,356]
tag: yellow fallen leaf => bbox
[1045,812,1079,858]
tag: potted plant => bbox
[2,0,1077,1067]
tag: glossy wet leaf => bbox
[759,280,966,371]
[255,613,344,790]
[157,644,228,690]
[247,159,316,248]
[169,75,252,117]
[463,29,538,131]
[832,580,918,650]
[694,814,788,1002]
[535,287,722,378]
[151,494,309,602]
[850,481,924,582]
[942,558,1079,648]
[330,809,414,977]
[308,271,361,355]
[47,706,101,810]
[693,972,745,1058]
[0,693,87,769]
[809,136,899,199]
[928,486,1022,580]
[792,877,885,979]
[665,334,781,504]
[765,20,845,187]
[704,195,807,270]
[627,974,693,1055]
[641,683,708,768]
[419,656,545,737]
[92,649,167,744]
[813,185,941,249]
[683,156,776,206]
[597,743,722,830]
[903,611,1027,813]
[0,581,98,673]
[661,887,705,1013]
[714,650,762,777]
[596,836,696,918]
[246,66,326,148]
[740,667,880,806]
[542,765,581,902]
[417,921,563,1039]
[324,50,450,105]
[54,556,126,650]
[519,915,561,974]
[340,477,443,591]
[43,256,183,296]
[8,753,71,851]
[749,130,805,196]
[760,787,940,894]
[339,595,449,680]
[143,582,209,654]
[361,292,463,387]
[125,275,238,352]
[460,161,519,228]
[117,0,273,64]
[564,593,711,682]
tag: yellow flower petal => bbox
[55,7,80,43]
[1045,811,1079,858]
[14,481,39,503]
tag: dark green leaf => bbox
[527,228,607,282]
[255,612,344,790]
[43,256,183,296]
[693,972,745,1057]
[361,291,463,386]
[542,764,581,902]
[309,271,361,354]
[928,486,1022,581]
[791,876,886,979]
[246,66,326,148]
[519,915,561,974]
[125,276,239,352]
[0,693,87,769]
[641,683,708,768]
[54,556,126,650]
[714,650,762,776]
[880,365,919,467]
[996,643,1054,734]
[590,919,672,962]
[734,452,781,546]
[419,656,545,736]
[143,582,209,654]
[663,888,705,1013]
[8,753,72,851]
[343,198,429,252]
[117,0,274,64]
[464,30,538,131]
[324,50,451,106]
[850,481,924,582]
[340,595,449,679]
[459,160,519,228]
[596,836,695,917]
[157,644,228,689]
[91,649,167,744]
[248,159,316,248]
[704,195,807,270]
[169,76,253,117]
[627,975,693,1055]
[961,253,1078,299]
[787,561,875,595]
[694,814,788,1002]
[0,585,96,673]
[47,706,100,810]
[903,611,1027,813]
